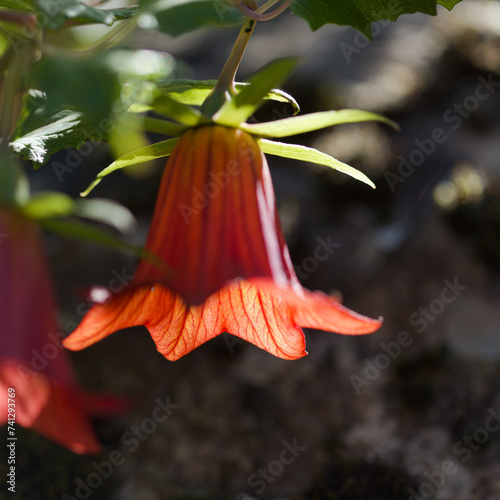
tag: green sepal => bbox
[81,137,179,197]
[258,138,376,189]
[241,109,398,138]
[142,116,187,136]
[39,217,144,258]
[213,58,299,127]
[156,79,300,114]
[153,94,206,126]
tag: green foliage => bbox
[12,47,177,166]
[214,57,299,126]
[28,54,121,124]
[258,139,376,189]
[0,1,33,10]
[81,137,179,197]
[241,109,398,138]
[40,218,143,256]
[10,90,108,167]
[291,0,463,38]
[155,79,300,113]
[33,0,137,30]
[138,0,244,36]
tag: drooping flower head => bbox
[63,14,396,361]
[0,207,123,454]
[64,124,385,360]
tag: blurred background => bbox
[4,0,500,498]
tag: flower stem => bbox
[0,44,31,206]
[200,17,256,116]
[238,0,292,21]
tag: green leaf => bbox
[40,218,144,257]
[81,137,179,196]
[10,90,111,167]
[103,7,138,22]
[258,138,375,189]
[33,0,135,30]
[73,198,136,233]
[138,0,244,37]
[291,0,464,38]
[142,116,186,136]
[241,109,398,138]
[28,54,121,125]
[153,94,205,126]
[214,58,299,127]
[156,79,300,114]
[0,1,33,9]
[19,191,136,233]
[14,47,177,166]
[21,192,75,219]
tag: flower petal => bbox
[133,126,300,305]
[288,289,382,334]
[0,208,125,454]
[0,360,102,454]
[64,279,381,361]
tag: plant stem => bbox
[217,18,255,93]
[79,17,138,55]
[0,44,31,206]
[201,18,256,116]
[0,45,30,146]
[238,0,292,20]
[43,17,137,58]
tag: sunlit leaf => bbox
[291,0,464,38]
[241,109,398,138]
[214,58,299,127]
[142,117,186,136]
[153,94,205,126]
[10,90,110,167]
[157,79,300,113]
[258,138,375,189]
[81,137,179,196]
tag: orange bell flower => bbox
[0,208,122,454]
[63,125,381,361]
